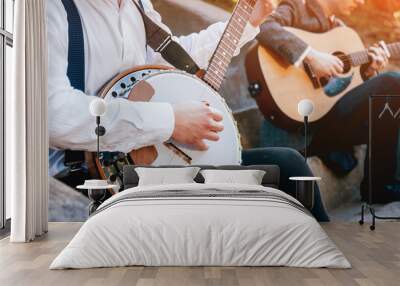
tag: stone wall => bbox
[49,177,89,222]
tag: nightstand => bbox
[77,180,119,215]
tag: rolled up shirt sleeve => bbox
[99,100,175,153]
[47,0,175,153]
[142,0,260,68]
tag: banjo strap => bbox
[132,0,200,75]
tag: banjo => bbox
[87,0,258,185]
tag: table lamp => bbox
[89,98,107,159]
[80,98,113,214]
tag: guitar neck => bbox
[348,42,400,67]
[203,0,256,91]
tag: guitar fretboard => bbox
[203,0,256,91]
[349,42,400,66]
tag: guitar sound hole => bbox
[333,51,351,73]
[318,51,352,88]
[320,77,330,87]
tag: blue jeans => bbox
[249,73,400,218]
[242,147,330,222]
[309,72,400,200]
[310,72,400,152]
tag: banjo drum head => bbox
[143,70,241,166]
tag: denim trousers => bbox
[309,72,400,199]
[242,147,330,222]
[242,72,400,221]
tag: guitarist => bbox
[257,0,400,200]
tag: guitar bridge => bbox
[303,62,321,89]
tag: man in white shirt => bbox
[47,0,270,175]
[47,0,330,221]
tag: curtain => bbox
[8,0,49,242]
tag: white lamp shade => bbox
[89,98,107,117]
[297,99,314,117]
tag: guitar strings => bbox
[336,54,369,65]
[335,55,352,65]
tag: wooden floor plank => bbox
[0,222,399,286]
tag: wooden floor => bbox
[0,222,399,286]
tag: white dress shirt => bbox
[47,0,259,176]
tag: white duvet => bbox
[50,183,351,269]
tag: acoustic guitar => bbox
[86,0,258,186]
[245,26,400,130]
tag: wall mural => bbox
[47,0,400,222]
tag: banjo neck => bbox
[203,0,257,91]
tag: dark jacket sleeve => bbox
[257,2,309,65]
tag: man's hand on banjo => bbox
[169,0,274,151]
[172,102,224,151]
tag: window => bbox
[0,0,14,230]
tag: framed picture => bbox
[369,95,400,204]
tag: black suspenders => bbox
[60,0,86,169]
[60,0,85,92]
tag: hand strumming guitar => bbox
[304,49,344,79]
[172,102,224,151]
[304,41,391,80]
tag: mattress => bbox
[50,183,350,269]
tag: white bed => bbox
[50,183,350,269]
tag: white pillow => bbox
[200,169,266,185]
[135,167,200,186]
